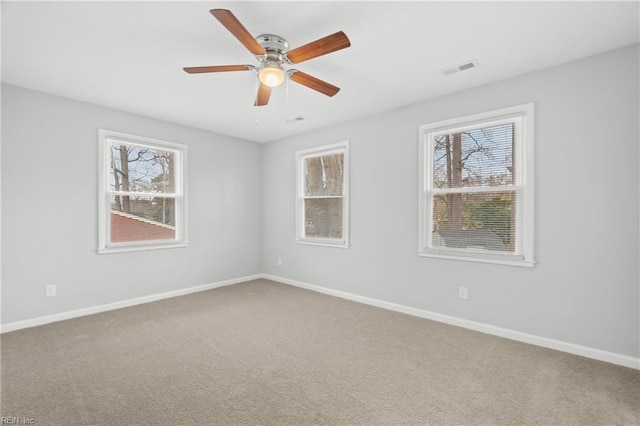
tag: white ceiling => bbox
[2,1,639,143]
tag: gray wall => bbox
[2,45,638,360]
[261,44,640,358]
[1,84,262,324]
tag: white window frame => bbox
[418,103,535,267]
[98,129,188,254]
[295,141,350,248]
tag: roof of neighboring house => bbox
[434,229,506,251]
[111,210,175,230]
[110,210,176,243]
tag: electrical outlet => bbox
[46,285,56,298]
[276,257,283,267]
[458,287,468,300]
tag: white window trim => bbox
[418,103,535,267]
[295,141,350,248]
[98,129,188,254]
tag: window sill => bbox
[296,239,350,249]
[98,242,188,254]
[418,250,535,268]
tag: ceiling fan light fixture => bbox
[258,62,285,88]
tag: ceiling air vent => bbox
[286,116,305,124]
[441,60,478,76]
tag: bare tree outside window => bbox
[304,153,344,239]
[296,141,349,247]
[110,145,176,227]
[431,123,516,252]
[99,130,186,253]
[419,104,534,266]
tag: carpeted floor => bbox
[1,279,639,425]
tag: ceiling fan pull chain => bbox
[285,76,290,123]
[253,68,260,124]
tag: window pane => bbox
[433,123,514,189]
[110,195,176,243]
[110,143,175,193]
[305,198,343,239]
[305,153,344,196]
[432,191,516,252]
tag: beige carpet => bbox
[1,279,638,425]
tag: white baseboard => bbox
[260,274,640,371]
[0,274,263,334]
[2,272,638,370]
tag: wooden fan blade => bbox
[255,83,271,106]
[183,65,253,74]
[286,31,351,64]
[210,9,266,56]
[288,70,340,97]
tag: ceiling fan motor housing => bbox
[256,34,290,63]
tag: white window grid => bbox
[418,104,535,267]
[295,141,350,248]
[98,129,188,254]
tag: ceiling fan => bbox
[183,9,351,106]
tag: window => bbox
[98,129,187,253]
[296,141,349,248]
[418,103,534,267]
